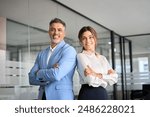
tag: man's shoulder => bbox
[38,47,49,54]
[64,43,76,51]
[61,43,76,56]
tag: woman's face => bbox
[80,31,96,52]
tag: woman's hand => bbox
[84,65,102,78]
[84,65,93,76]
[108,69,116,74]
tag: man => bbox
[28,18,77,100]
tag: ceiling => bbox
[56,0,150,54]
[0,0,150,54]
[57,0,150,36]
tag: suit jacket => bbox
[28,40,77,100]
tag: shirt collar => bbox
[50,45,57,52]
[82,50,95,56]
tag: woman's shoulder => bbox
[95,52,106,59]
[77,52,84,58]
[99,54,106,59]
[99,55,109,63]
[77,52,83,55]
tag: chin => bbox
[52,39,61,44]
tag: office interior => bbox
[0,0,150,100]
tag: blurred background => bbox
[0,0,150,100]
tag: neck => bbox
[83,50,95,54]
[51,43,57,49]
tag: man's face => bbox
[49,23,66,44]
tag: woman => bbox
[77,26,118,100]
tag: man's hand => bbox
[53,63,59,68]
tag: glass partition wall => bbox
[114,35,132,100]
[0,0,135,100]
[126,35,150,100]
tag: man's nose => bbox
[54,30,59,34]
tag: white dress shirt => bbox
[47,46,56,65]
[77,50,118,88]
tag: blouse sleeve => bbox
[102,56,118,85]
[77,53,90,83]
[77,53,107,88]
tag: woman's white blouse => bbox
[77,51,118,88]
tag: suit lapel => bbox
[42,47,50,68]
[47,40,66,68]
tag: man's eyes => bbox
[50,28,63,32]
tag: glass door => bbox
[113,34,132,100]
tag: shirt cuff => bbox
[102,74,118,85]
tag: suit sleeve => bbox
[28,53,49,86]
[36,46,77,82]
